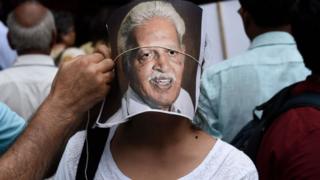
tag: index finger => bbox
[87,53,105,63]
[94,44,111,59]
[95,58,115,73]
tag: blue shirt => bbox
[194,32,310,142]
[0,21,17,70]
[0,102,26,154]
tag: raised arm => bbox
[0,51,114,180]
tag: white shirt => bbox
[0,54,57,120]
[96,87,195,128]
[54,127,258,180]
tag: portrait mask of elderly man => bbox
[97,0,196,128]
[120,1,189,108]
[121,15,186,111]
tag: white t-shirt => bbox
[54,127,258,180]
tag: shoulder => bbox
[0,102,25,154]
[271,107,320,135]
[204,53,251,75]
[257,108,320,179]
[202,51,258,83]
[262,107,320,148]
[208,140,258,179]
[200,52,255,94]
[0,102,25,124]
[0,102,13,116]
[61,131,86,163]
[0,69,14,84]
[54,131,86,179]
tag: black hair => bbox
[90,7,114,45]
[53,11,74,43]
[292,0,320,74]
[239,0,298,28]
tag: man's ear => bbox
[7,32,15,50]
[240,7,253,31]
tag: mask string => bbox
[84,97,106,179]
[84,110,90,180]
[95,97,106,127]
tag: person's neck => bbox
[249,24,292,40]
[111,113,215,179]
[312,73,320,83]
[18,50,50,55]
[52,43,66,50]
[118,112,198,148]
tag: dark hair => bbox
[292,0,320,74]
[90,7,114,45]
[53,11,74,43]
[239,0,298,28]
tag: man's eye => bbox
[140,52,151,60]
[168,50,177,56]
[137,50,154,61]
[143,53,150,58]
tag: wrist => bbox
[41,94,82,129]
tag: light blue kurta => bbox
[194,32,310,142]
[0,102,25,154]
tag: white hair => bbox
[7,9,56,53]
[118,0,186,53]
[117,1,186,73]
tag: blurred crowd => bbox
[0,0,319,180]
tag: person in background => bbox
[51,11,76,65]
[0,20,17,70]
[0,1,58,120]
[194,0,310,142]
[0,101,25,155]
[256,0,320,179]
[59,47,85,64]
[80,7,112,55]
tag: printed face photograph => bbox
[97,0,203,126]
[125,17,185,110]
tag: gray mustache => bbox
[148,71,176,82]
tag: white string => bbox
[113,46,199,64]
[96,97,106,125]
[84,97,106,179]
[84,110,90,180]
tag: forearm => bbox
[0,96,82,180]
[0,51,114,179]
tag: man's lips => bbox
[149,77,173,89]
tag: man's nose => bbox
[153,54,170,72]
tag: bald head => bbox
[7,1,56,54]
[14,1,48,28]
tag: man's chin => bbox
[150,83,173,91]
[145,96,177,109]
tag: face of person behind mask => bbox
[128,17,185,110]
